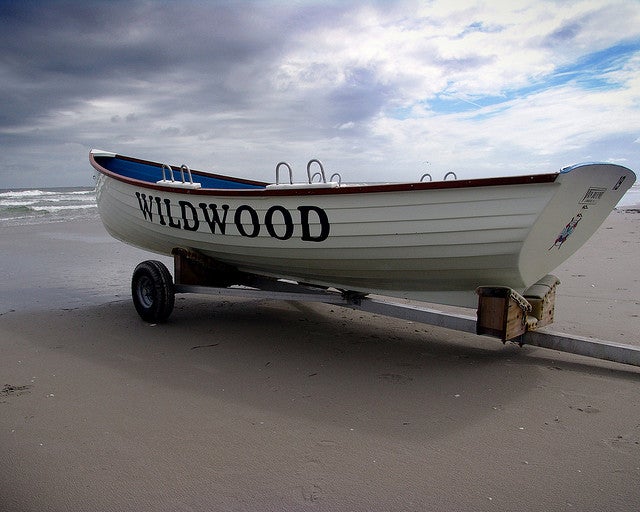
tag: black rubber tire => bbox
[131,260,175,322]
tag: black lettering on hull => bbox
[198,203,229,234]
[234,205,260,238]
[179,201,199,231]
[163,199,181,228]
[135,192,154,221]
[134,192,330,243]
[298,206,330,242]
[265,205,294,240]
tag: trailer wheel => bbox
[131,260,175,322]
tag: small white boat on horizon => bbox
[90,149,635,310]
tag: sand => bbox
[1,211,639,512]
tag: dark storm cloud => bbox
[328,67,394,125]
[435,54,496,74]
[0,0,382,156]
[0,0,397,186]
[544,20,583,47]
[0,1,295,127]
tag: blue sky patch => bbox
[411,40,640,118]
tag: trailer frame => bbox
[130,251,640,369]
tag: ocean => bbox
[0,187,98,227]
[1,181,639,228]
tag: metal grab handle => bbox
[180,164,195,184]
[275,162,293,185]
[307,159,326,184]
[420,173,432,182]
[330,172,342,184]
[161,163,175,182]
[161,163,195,184]
[444,171,457,180]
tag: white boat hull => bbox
[91,151,635,307]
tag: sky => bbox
[1,0,639,188]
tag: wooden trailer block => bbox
[523,274,560,329]
[476,286,532,341]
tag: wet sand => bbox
[1,211,639,511]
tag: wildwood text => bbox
[135,192,330,242]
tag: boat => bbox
[90,149,635,314]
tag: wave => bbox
[618,182,640,207]
[0,189,54,198]
[0,200,34,207]
[0,187,98,226]
[1,196,95,205]
[0,205,35,215]
[0,188,95,198]
[31,204,97,213]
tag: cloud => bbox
[0,0,638,187]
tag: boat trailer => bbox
[130,249,640,369]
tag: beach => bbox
[1,211,639,511]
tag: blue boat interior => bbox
[98,155,266,190]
